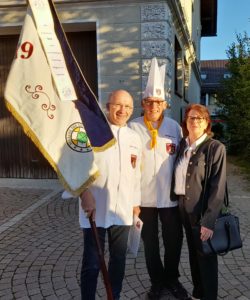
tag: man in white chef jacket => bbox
[129,58,190,300]
[79,89,142,300]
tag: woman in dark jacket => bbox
[171,104,226,300]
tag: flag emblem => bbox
[66,122,91,153]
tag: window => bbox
[201,74,207,80]
[174,37,183,97]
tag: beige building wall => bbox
[0,0,202,122]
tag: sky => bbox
[201,0,250,60]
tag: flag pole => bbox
[89,215,114,300]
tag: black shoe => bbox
[147,284,162,300]
[166,281,191,300]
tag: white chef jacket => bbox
[129,116,182,208]
[79,124,142,228]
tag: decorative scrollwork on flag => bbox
[25,84,56,119]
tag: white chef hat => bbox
[143,57,166,100]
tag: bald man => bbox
[79,90,142,300]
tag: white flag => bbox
[4,5,100,196]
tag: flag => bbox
[4,0,115,196]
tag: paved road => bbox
[0,163,249,300]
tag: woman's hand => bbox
[80,189,96,220]
[200,226,213,241]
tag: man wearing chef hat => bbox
[129,58,190,300]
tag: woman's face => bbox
[186,109,208,138]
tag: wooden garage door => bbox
[0,31,97,178]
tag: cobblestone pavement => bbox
[0,163,249,300]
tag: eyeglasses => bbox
[108,103,133,110]
[187,116,205,123]
[143,100,165,106]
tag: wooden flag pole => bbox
[89,215,114,300]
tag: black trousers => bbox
[179,197,218,300]
[140,206,183,287]
[81,225,130,300]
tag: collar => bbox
[109,123,127,133]
[185,133,207,151]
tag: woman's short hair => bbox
[182,104,212,137]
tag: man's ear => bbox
[162,101,167,110]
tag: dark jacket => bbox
[171,137,226,229]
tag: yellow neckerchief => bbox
[143,115,164,149]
